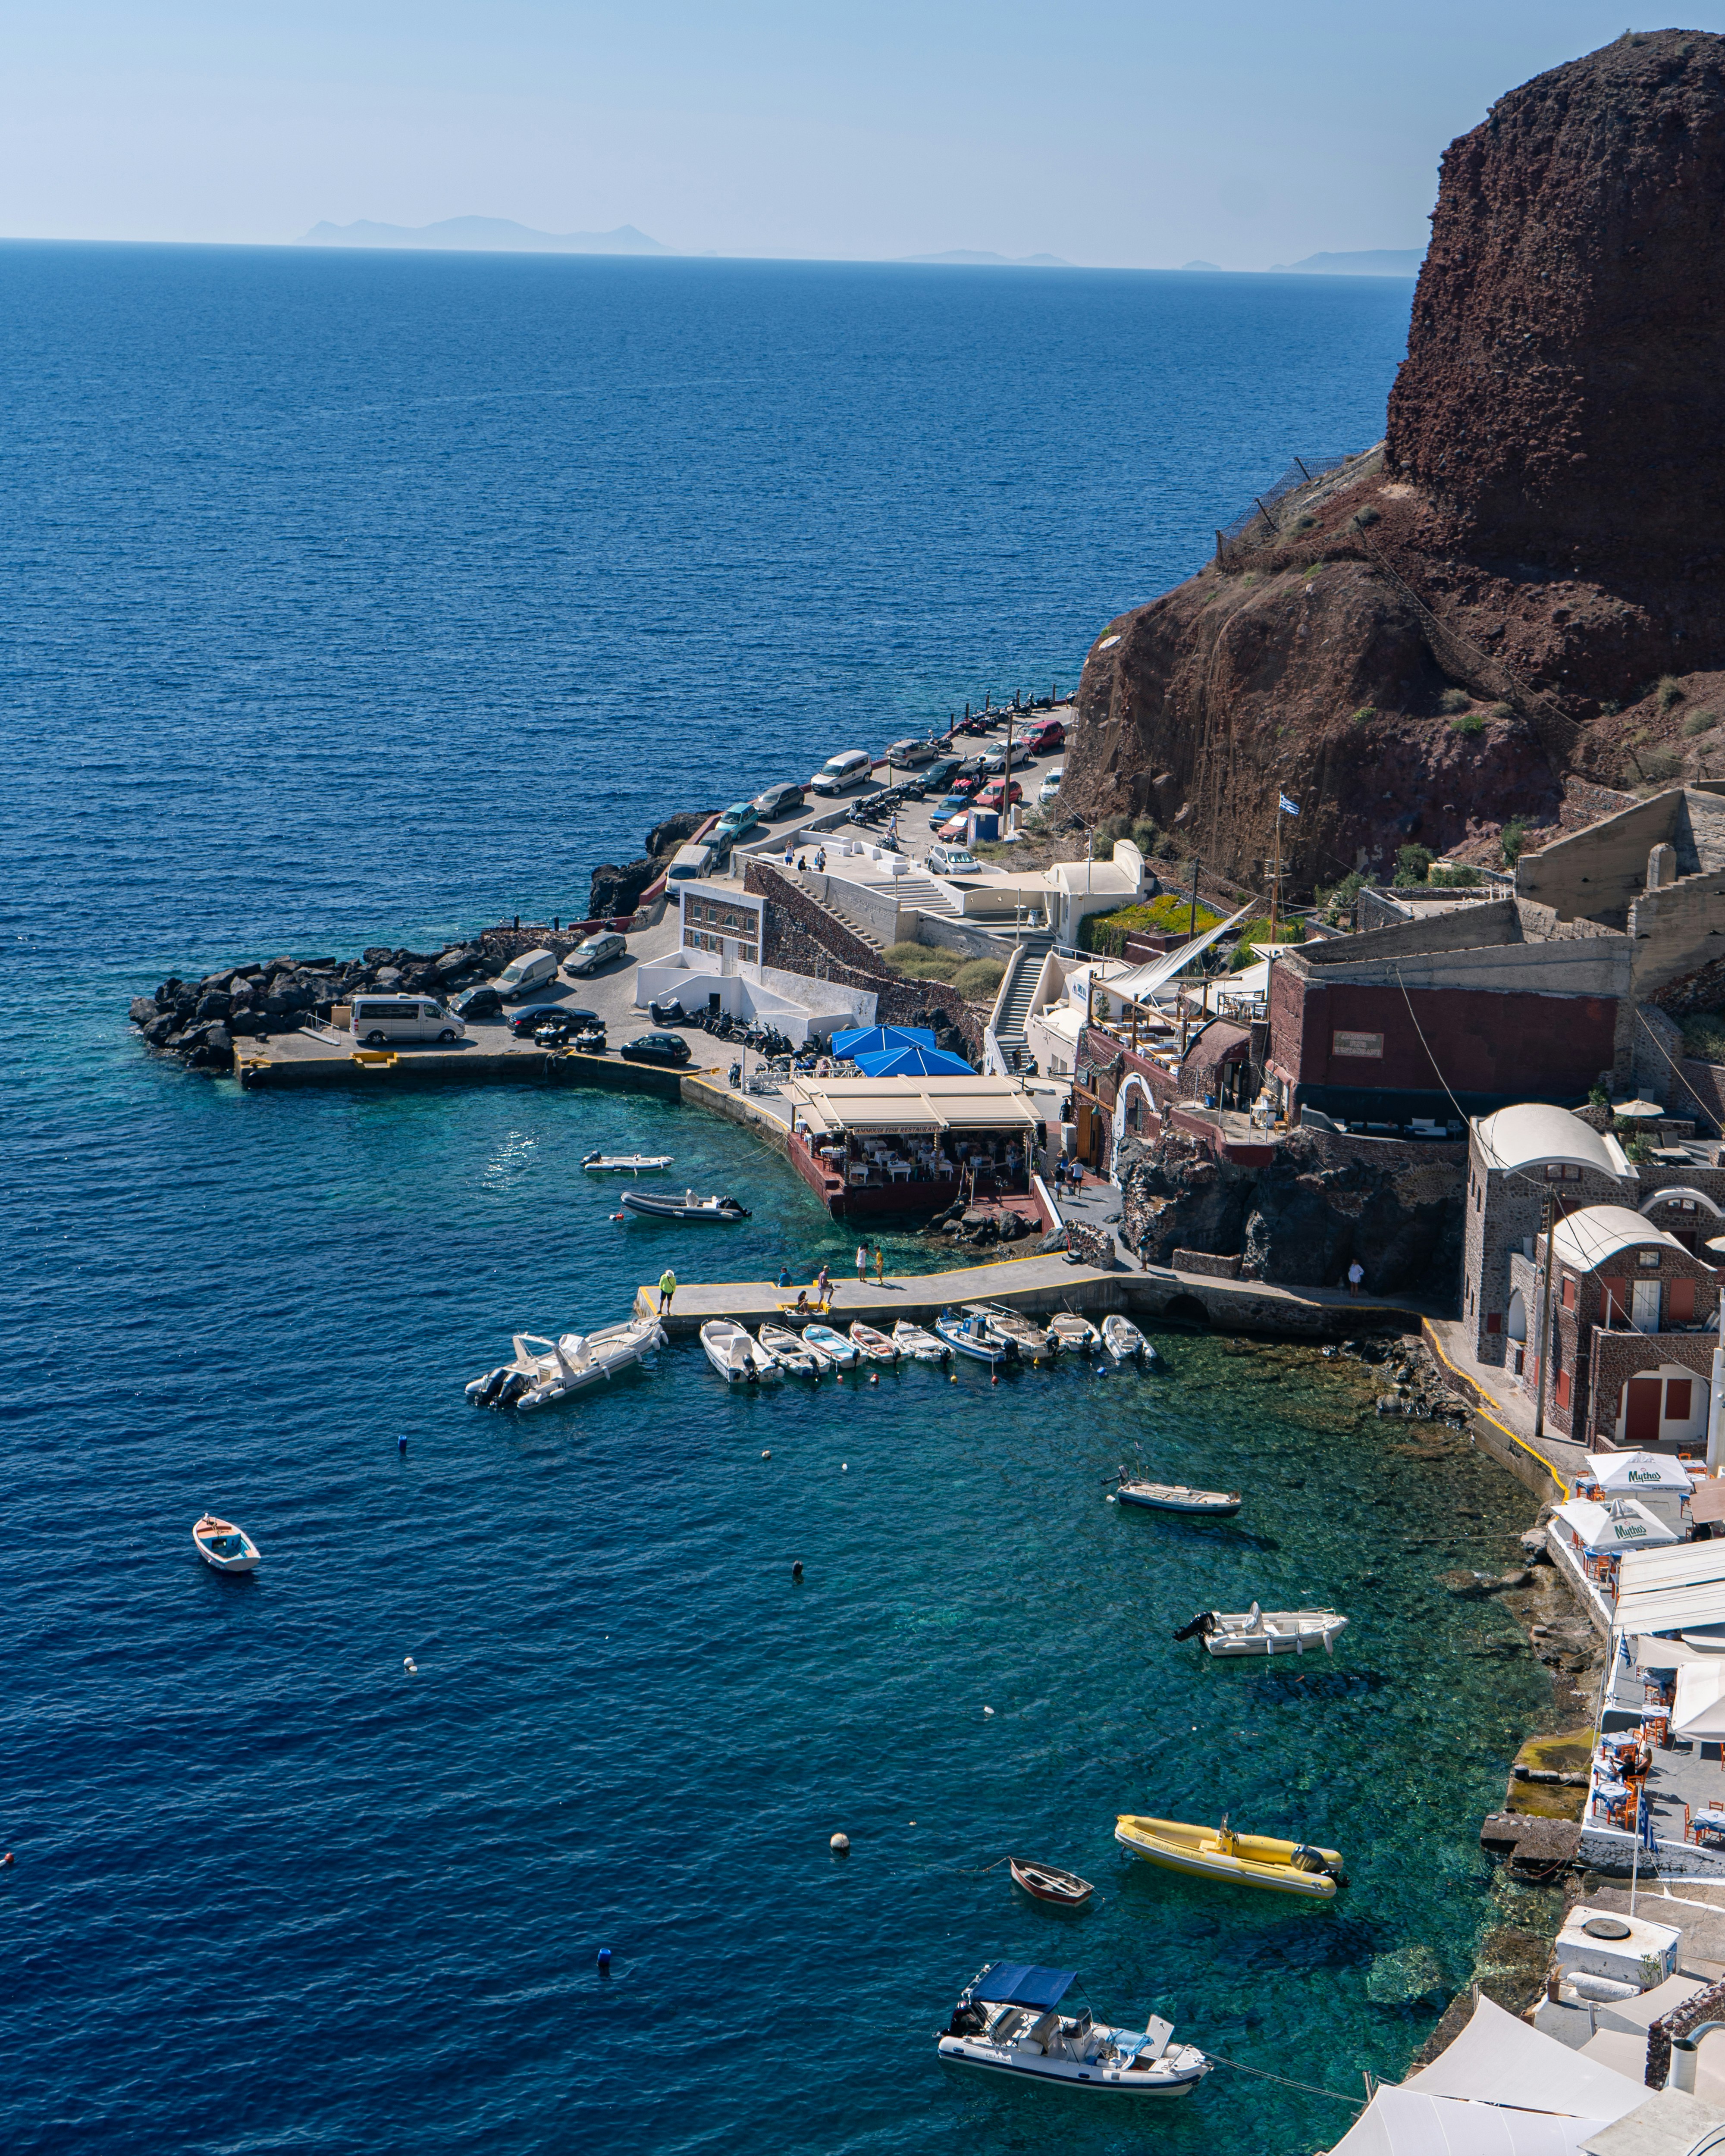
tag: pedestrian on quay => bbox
[856,1242,868,1283]
[1347,1259,1364,1297]
[659,1267,677,1314]
[777,1264,794,1288]
[784,842,795,868]
[816,1262,832,1307]
[874,1246,884,1285]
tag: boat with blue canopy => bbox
[938,1962,1210,2098]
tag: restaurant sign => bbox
[1332,1030,1384,1060]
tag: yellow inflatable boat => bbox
[1114,1814,1344,1899]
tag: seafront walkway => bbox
[1424,1317,1590,1501]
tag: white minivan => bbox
[811,749,873,796]
[494,949,558,1001]
[667,841,715,883]
[351,997,466,1047]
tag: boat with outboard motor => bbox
[759,1321,821,1376]
[892,1319,950,1363]
[193,1514,260,1572]
[1009,1858,1095,1908]
[1048,1312,1102,1355]
[620,1188,750,1222]
[701,1319,778,1385]
[466,1316,666,1409]
[936,1308,1013,1365]
[1111,1476,1241,1518]
[849,1321,899,1364]
[803,1323,860,1369]
[964,1301,1054,1360]
[1101,1314,1156,1365]
[1175,1602,1348,1656]
[1114,1814,1344,1899]
[938,1962,1209,2097]
[582,1150,674,1174]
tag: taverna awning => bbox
[1551,1498,1678,1554]
[1400,1992,1647,2118]
[1324,2086,1611,2154]
[1615,1542,1725,1637]
[1584,1451,1696,1498]
[784,1075,1042,1139]
[1674,1660,1725,1739]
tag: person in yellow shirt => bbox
[658,1268,677,1314]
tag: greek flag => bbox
[1278,793,1300,817]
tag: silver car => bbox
[563,931,627,978]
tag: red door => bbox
[1625,1377,1663,1446]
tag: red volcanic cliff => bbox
[1061,31,1725,893]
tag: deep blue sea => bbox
[0,244,1549,2153]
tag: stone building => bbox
[1505,1204,1719,1450]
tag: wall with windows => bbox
[678,879,763,967]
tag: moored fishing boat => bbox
[1009,1857,1095,1908]
[620,1188,750,1222]
[582,1150,674,1174]
[804,1323,860,1369]
[939,1962,1209,2096]
[1114,1814,1344,1899]
[936,1308,1013,1365]
[1111,1478,1241,1518]
[1174,1603,1348,1656]
[849,1320,899,1363]
[192,1515,260,1572]
[965,1300,1054,1360]
[1048,1313,1102,1355]
[759,1321,821,1376]
[701,1319,778,1385]
[1101,1314,1153,1364]
[892,1319,950,1363]
[466,1317,665,1409]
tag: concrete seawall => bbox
[235,1045,684,1101]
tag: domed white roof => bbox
[1474,1103,1628,1180]
[1551,1204,1687,1273]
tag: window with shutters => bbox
[1670,1278,1697,1323]
[1667,1379,1694,1421]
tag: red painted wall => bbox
[1269,969,1618,1096]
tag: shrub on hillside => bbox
[1639,748,1684,783]
[1657,675,1686,711]
[1684,709,1719,737]
[1500,819,1527,866]
[1077,893,1223,955]
[952,957,1006,1001]
[1427,864,1481,887]
[1438,688,1472,714]
[1681,1011,1725,1063]
[1450,711,1485,736]
[882,940,960,982]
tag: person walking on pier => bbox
[855,1242,868,1284]
[873,1246,884,1285]
[658,1267,677,1315]
[1347,1259,1364,1297]
[816,1262,832,1307]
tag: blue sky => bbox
[5,3,1722,264]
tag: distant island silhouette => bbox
[1270,248,1424,275]
[300,217,671,256]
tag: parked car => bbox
[508,1003,597,1038]
[351,996,465,1047]
[715,801,762,841]
[933,790,972,819]
[976,777,1023,812]
[1037,764,1064,808]
[885,737,938,767]
[982,741,1032,773]
[563,931,628,978]
[1022,718,1066,752]
[811,749,874,796]
[923,757,964,793]
[621,1031,692,1067]
[753,780,806,819]
[935,812,970,842]
[494,949,558,1002]
[925,842,981,876]
[451,984,504,1023]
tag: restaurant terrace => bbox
[781,1073,1047,1220]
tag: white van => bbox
[667,841,715,882]
[494,949,558,1001]
[811,749,873,796]
[351,997,465,1047]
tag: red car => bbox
[1022,718,1065,752]
[976,778,1023,812]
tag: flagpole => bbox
[1270,793,1281,949]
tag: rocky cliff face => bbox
[1062,32,1725,888]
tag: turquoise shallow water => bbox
[0,244,1550,2151]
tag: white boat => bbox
[465,1316,665,1409]
[1112,1478,1241,1518]
[1102,1314,1153,1363]
[759,1322,822,1376]
[621,1189,749,1222]
[892,1319,950,1363]
[193,1514,260,1572]
[937,1308,1013,1365]
[582,1150,673,1174]
[804,1323,860,1369]
[1177,1602,1348,1656]
[939,1962,1209,2099]
[964,1301,1054,1359]
[1049,1313,1102,1355]
[701,1319,779,1385]
[849,1320,900,1364]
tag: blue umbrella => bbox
[829,1024,937,1059]
[853,1044,975,1077]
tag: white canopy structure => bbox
[1104,903,1256,1004]
[1585,1452,1696,1499]
[1401,1995,1648,2122]
[1615,1542,1725,1638]
[1326,2089,1611,2156]
[1552,1498,1679,1554]
[1674,1659,1725,1739]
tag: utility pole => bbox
[1188,856,1201,942]
[1533,1192,1556,1446]
[1004,702,1016,837]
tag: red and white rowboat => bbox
[1009,1857,1095,1907]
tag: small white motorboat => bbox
[937,1308,1013,1365]
[621,1188,750,1222]
[759,1322,821,1376]
[892,1319,950,1363]
[701,1319,778,1385]
[1102,1314,1154,1364]
[466,1316,665,1409]
[964,1301,1054,1360]
[849,1320,900,1364]
[939,1962,1209,2098]
[1112,1477,1241,1518]
[1176,1602,1348,1656]
[1049,1313,1102,1355]
[582,1150,673,1174]
[803,1323,860,1369]
[193,1515,260,1573]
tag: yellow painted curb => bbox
[1421,1318,1570,1498]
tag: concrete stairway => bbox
[990,931,1056,1065]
